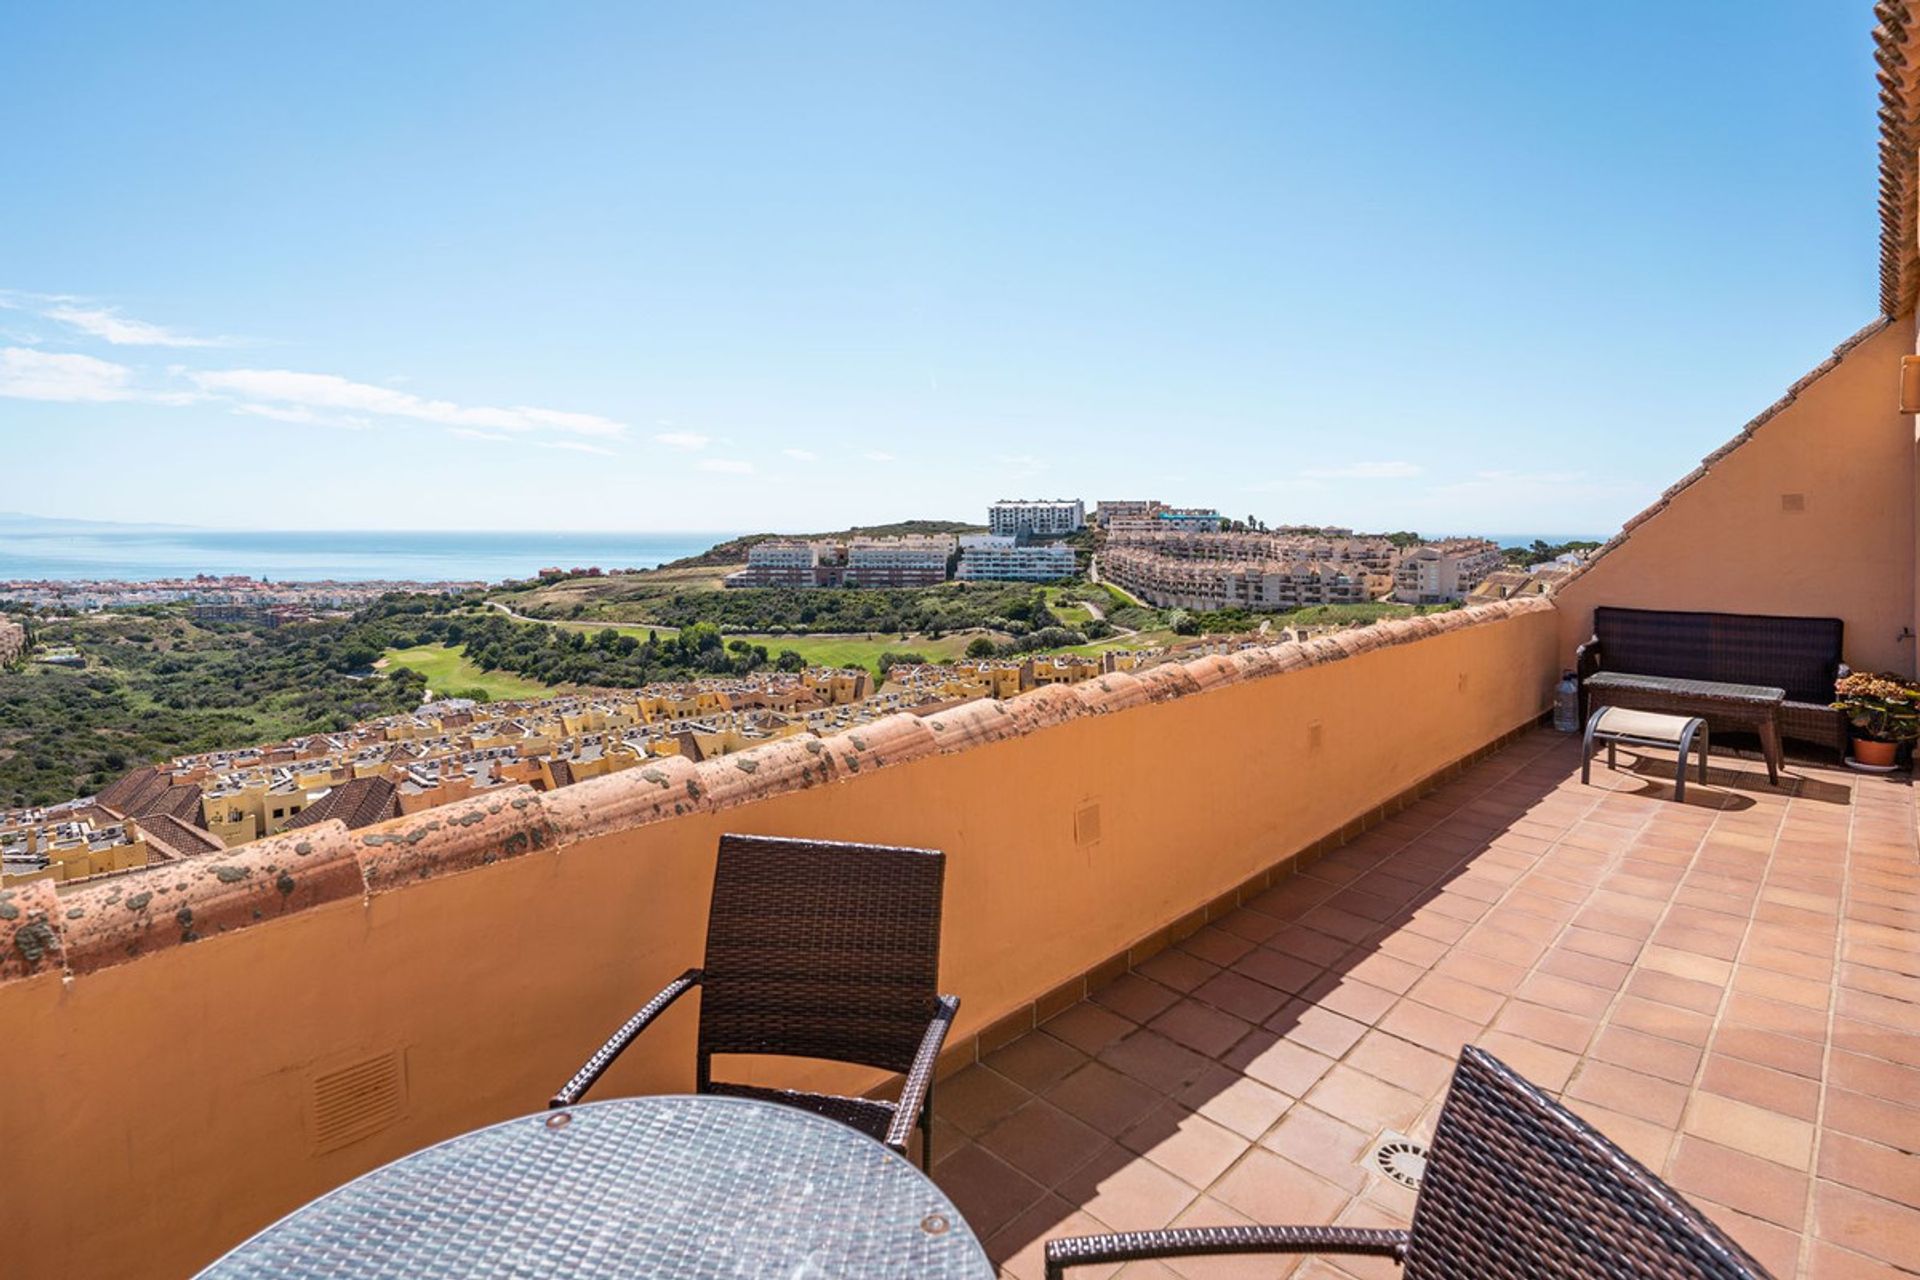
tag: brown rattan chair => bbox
[1045,1045,1773,1279]
[549,833,960,1171]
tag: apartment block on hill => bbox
[988,498,1085,538]
[953,536,1075,581]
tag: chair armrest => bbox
[549,968,702,1109]
[883,993,960,1154]
[1044,1225,1409,1279]
[1574,635,1602,680]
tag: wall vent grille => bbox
[311,1050,406,1154]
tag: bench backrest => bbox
[1593,606,1843,703]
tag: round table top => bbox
[195,1094,994,1279]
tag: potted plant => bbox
[1831,671,1920,768]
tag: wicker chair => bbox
[549,834,960,1171]
[1045,1045,1772,1279]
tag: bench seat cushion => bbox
[1585,671,1784,705]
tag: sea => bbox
[0,525,1603,586]
[0,528,740,585]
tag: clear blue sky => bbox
[0,2,1880,536]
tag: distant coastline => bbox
[0,528,742,585]
[0,516,1606,586]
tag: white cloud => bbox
[44,303,237,348]
[0,347,196,404]
[187,367,626,438]
[653,430,711,451]
[538,440,615,456]
[1299,460,1422,480]
[781,447,818,462]
[447,426,512,442]
[863,450,897,463]
[232,402,372,430]
[697,458,755,474]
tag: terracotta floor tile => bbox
[1209,1148,1352,1227]
[941,1065,1033,1137]
[1698,1053,1821,1123]
[1712,1023,1827,1078]
[1057,1150,1203,1232]
[1298,974,1397,1026]
[1263,926,1353,970]
[1091,973,1181,1025]
[1515,971,1617,1018]
[1100,1029,1215,1094]
[1045,1001,1137,1057]
[1561,1100,1676,1170]
[1471,1030,1578,1093]
[1267,1000,1368,1059]
[1375,998,1482,1056]
[1803,1238,1914,1280]
[984,1196,1112,1280]
[1690,1199,1806,1278]
[1819,1132,1920,1211]
[986,1031,1090,1094]
[1163,1197,1303,1280]
[1192,969,1291,1025]
[1137,948,1221,995]
[1536,946,1633,992]
[1814,1180,1920,1270]
[1566,1060,1691,1128]
[1824,1088,1920,1152]
[979,1099,1114,1189]
[1256,1105,1373,1195]
[1403,972,1505,1024]
[1624,967,1726,1015]
[1118,1106,1249,1191]
[1178,926,1256,969]
[1667,1136,1810,1230]
[1683,1091,1816,1170]
[1174,1065,1293,1140]
[1344,1029,1455,1097]
[1590,1024,1704,1085]
[1045,1061,1165,1134]
[1229,1034,1336,1098]
[1300,1064,1425,1134]
[1234,946,1328,997]
[1490,1001,1598,1055]
[935,1141,1049,1240]
[1149,1001,1256,1061]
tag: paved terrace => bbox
[930,730,1920,1278]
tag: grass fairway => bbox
[749,631,980,676]
[379,643,559,701]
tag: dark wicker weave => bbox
[550,834,959,1170]
[1576,606,1848,755]
[1045,1046,1773,1279]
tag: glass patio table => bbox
[193,1094,993,1278]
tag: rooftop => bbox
[936,729,1919,1279]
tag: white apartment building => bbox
[1095,499,1163,528]
[1391,539,1504,604]
[724,539,824,588]
[1101,548,1368,612]
[844,535,955,588]
[955,536,1076,582]
[989,499,1085,539]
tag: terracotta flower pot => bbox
[1853,737,1899,767]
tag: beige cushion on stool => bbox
[1590,707,1698,744]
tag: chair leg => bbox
[1758,718,1782,786]
[1674,721,1696,803]
[1580,712,1601,787]
[1698,723,1710,784]
[920,1082,936,1173]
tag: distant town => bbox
[0,495,1595,889]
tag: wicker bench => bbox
[1582,706,1710,801]
[1576,607,1848,766]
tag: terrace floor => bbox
[930,729,1920,1279]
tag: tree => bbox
[965,636,997,659]
[1169,609,1198,636]
[775,649,806,672]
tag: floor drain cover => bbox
[1368,1133,1429,1188]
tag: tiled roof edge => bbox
[1552,318,1891,591]
[1879,0,1920,317]
[0,596,1554,986]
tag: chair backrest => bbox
[1594,606,1843,703]
[697,834,946,1078]
[1404,1047,1771,1279]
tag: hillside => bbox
[662,520,987,568]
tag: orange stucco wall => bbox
[0,605,1557,1279]
[1555,319,1918,675]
